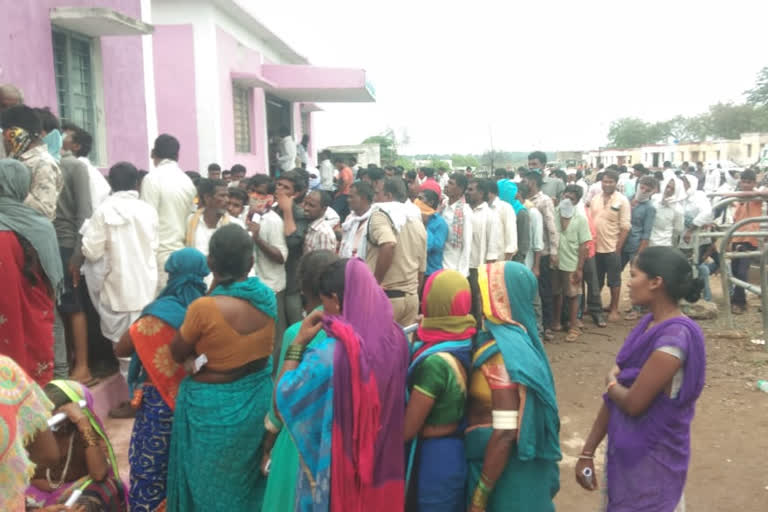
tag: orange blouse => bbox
[179,297,274,371]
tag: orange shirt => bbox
[337,166,353,196]
[732,199,763,247]
[590,192,631,253]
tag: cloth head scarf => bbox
[0,356,54,511]
[322,258,408,511]
[417,269,476,345]
[498,179,526,213]
[0,159,63,293]
[724,168,741,188]
[475,261,561,462]
[3,126,33,158]
[141,248,210,329]
[419,179,441,198]
[657,176,686,207]
[413,198,435,217]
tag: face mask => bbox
[249,192,274,214]
[559,198,574,219]
[635,189,652,202]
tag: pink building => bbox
[1,0,374,173]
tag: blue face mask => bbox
[42,129,62,162]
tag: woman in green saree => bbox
[465,261,562,511]
[260,249,338,511]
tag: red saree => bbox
[0,231,54,385]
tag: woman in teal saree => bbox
[465,261,561,511]
[166,225,277,511]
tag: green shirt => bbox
[555,212,591,272]
[411,353,467,425]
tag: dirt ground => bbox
[103,276,768,511]
[551,274,768,511]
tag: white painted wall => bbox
[140,0,158,155]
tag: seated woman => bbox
[261,249,338,511]
[0,159,63,385]
[27,380,126,511]
[465,261,561,512]
[577,247,706,511]
[167,224,276,511]
[404,269,475,512]
[275,258,410,511]
[0,355,60,511]
[113,247,209,512]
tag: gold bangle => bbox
[80,427,100,447]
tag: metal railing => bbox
[688,192,768,343]
[718,216,768,337]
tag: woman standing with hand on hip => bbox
[577,246,706,512]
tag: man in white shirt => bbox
[297,134,310,169]
[318,150,335,192]
[141,134,197,292]
[488,180,517,260]
[340,181,374,259]
[703,164,723,194]
[185,178,245,287]
[81,163,158,378]
[61,123,111,209]
[245,174,289,362]
[439,172,473,277]
[466,178,501,324]
[437,167,450,192]
[277,127,297,173]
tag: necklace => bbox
[46,431,76,489]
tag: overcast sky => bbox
[254,0,768,155]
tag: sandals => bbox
[565,328,581,343]
[543,329,555,341]
[624,311,640,321]
[591,312,607,328]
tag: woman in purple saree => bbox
[577,247,706,512]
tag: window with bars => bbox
[233,84,252,153]
[52,30,99,161]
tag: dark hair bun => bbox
[636,247,704,303]
[684,277,705,303]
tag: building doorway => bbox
[266,94,292,177]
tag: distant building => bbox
[324,143,381,168]
[582,133,768,169]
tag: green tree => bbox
[706,102,768,139]
[451,154,480,169]
[745,66,768,106]
[394,156,415,170]
[607,117,662,147]
[362,129,401,167]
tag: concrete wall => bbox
[152,0,311,174]
[152,24,199,172]
[0,0,150,168]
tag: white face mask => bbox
[559,198,574,219]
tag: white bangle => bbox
[492,409,519,430]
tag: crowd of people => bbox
[5,79,762,511]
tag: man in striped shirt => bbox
[303,190,338,253]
